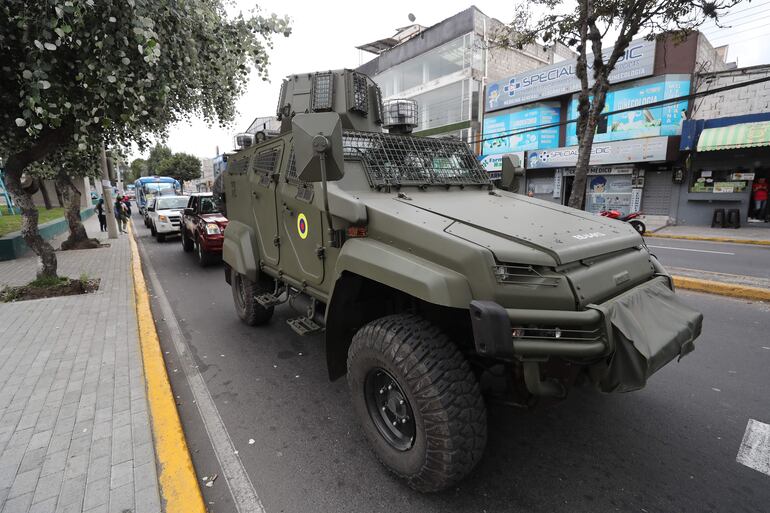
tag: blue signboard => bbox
[482,102,560,156]
[566,75,690,145]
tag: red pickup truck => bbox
[181,193,228,266]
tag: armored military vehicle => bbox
[222,70,703,492]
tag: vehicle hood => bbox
[156,208,184,215]
[395,190,642,265]
[199,213,228,224]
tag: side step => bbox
[256,293,282,308]
[287,317,323,336]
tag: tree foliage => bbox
[129,158,148,181]
[157,153,202,186]
[146,144,172,175]
[0,0,290,278]
[496,0,739,209]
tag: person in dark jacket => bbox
[114,196,128,233]
[95,198,107,231]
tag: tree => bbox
[146,144,172,176]
[157,153,202,191]
[0,0,290,278]
[129,158,148,181]
[497,0,739,209]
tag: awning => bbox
[697,121,770,152]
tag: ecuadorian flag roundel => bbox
[297,213,309,240]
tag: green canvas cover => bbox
[591,278,702,393]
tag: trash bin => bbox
[711,208,726,228]
[726,208,741,229]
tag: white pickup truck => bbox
[148,195,189,242]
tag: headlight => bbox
[205,223,221,235]
[158,215,168,222]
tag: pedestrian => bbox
[122,195,132,216]
[114,195,128,233]
[751,177,768,220]
[95,198,107,232]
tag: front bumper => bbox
[155,220,181,234]
[200,234,224,253]
[469,275,703,392]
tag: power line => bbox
[471,74,770,146]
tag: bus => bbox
[134,176,181,214]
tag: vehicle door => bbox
[249,141,284,267]
[276,141,325,286]
[185,196,198,236]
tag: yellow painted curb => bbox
[128,223,207,513]
[646,232,770,246]
[672,275,770,301]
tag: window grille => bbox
[285,150,314,189]
[342,131,490,188]
[253,148,280,175]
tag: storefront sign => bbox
[630,188,643,212]
[482,102,560,155]
[478,152,525,173]
[527,137,670,169]
[713,182,736,193]
[553,169,562,199]
[486,39,656,111]
[559,166,634,176]
[565,75,690,145]
[731,172,755,180]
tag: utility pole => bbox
[100,143,118,239]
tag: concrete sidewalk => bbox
[649,223,770,244]
[0,215,161,513]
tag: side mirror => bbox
[184,208,194,216]
[291,112,345,183]
[500,154,524,193]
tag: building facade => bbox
[356,7,574,146]
[676,64,770,225]
[482,32,733,225]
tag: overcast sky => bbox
[134,0,770,162]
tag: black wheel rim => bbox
[364,368,416,451]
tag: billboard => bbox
[486,39,656,111]
[565,75,690,145]
[482,102,560,156]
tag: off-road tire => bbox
[231,272,273,326]
[196,239,214,267]
[181,230,194,252]
[347,314,487,492]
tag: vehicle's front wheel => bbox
[231,272,273,326]
[150,223,156,236]
[196,239,214,267]
[157,232,166,242]
[347,314,487,492]
[181,230,194,252]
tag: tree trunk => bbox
[38,179,53,210]
[56,170,100,250]
[568,87,608,210]
[3,169,58,279]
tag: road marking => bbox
[736,419,770,477]
[128,223,206,513]
[647,245,735,255]
[133,221,266,513]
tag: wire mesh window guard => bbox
[253,148,280,175]
[342,131,490,187]
[285,149,314,189]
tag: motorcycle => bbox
[599,209,646,235]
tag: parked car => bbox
[143,197,156,228]
[181,193,228,266]
[148,195,189,242]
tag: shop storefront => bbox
[524,136,679,215]
[677,119,770,225]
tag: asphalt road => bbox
[643,236,770,279]
[133,215,770,513]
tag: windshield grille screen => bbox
[342,131,490,187]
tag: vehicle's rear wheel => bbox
[196,238,214,267]
[347,314,487,492]
[231,272,273,326]
[181,230,194,252]
[630,220,646,235]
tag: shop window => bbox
[689,169,750,193]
